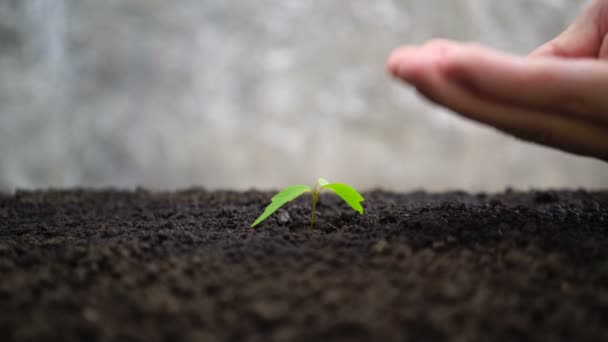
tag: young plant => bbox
[251,178,364,228]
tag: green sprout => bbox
[251,178,364,228]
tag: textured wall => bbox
[1,0,606,192]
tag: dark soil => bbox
[1,188,608,342]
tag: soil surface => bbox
[1,189,608,341]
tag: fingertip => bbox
[386,47,412,77]
[386,51,401,77]
[388,46,439,84]
[388,43,465,84]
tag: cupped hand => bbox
[387,0,608,161]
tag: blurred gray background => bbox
[1,0,607,192]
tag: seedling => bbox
[251,178,364,228]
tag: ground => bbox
[1,189,607,341]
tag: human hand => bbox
[387,0,608,161]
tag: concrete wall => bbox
[1,0,606,192]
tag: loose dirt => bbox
[1,189,607,341]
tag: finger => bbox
[387,39,454,82]
[529,0,606,59]
[390,46,608,161]
[600,34,608,59]
[387,46,428,81]
[439,43,608,127]
[425,70,608,161]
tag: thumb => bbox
[529,0,605,58]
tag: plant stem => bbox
[310,182,320,229]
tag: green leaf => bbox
[251,185,311,227]
[321,183,365,215]
[318,178,329,187]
